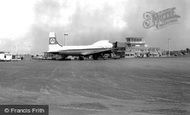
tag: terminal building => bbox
[114,37,161,58]
[125,37,148,58]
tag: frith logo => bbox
[143,7,180,29]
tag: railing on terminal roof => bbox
[126,37,143,41]
[126,41,146,44]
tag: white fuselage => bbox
[48,40,113,53]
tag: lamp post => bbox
[168,38,171,57]
[64,33,68,46]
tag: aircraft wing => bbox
[81,48,112,55]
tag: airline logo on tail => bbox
[49,32,58,44]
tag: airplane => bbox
[47,32,114,60]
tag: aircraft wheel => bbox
[79,56,84,60]
[92,54,98,60]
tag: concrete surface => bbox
[0,57,190,115]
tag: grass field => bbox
[0,57,190,115]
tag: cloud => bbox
[0,0,190,53]
[0,0,37,40]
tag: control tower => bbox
[125,37,146,47]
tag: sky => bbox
[0,0,189,54]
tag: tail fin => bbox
[49,32,58,45]
[48,32,62,52]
